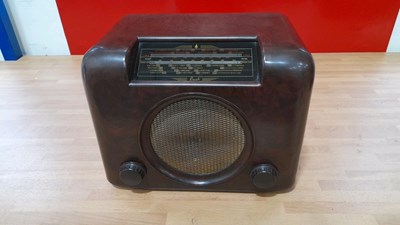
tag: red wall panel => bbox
[56,0,400,54]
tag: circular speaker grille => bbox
[149,98,245,176]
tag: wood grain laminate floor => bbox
[0,54,399,224]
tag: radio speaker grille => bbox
[149,98,245,175]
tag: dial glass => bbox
[133,41,259,83]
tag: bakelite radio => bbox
[82,13,314,192]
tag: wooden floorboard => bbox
[0,53,399,224]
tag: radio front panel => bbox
[82,13,315,193]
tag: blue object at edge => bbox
[0,0,22,60]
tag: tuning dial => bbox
[251,164,278,189]
[119,162,146,186]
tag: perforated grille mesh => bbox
[150,98,245,175]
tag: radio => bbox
[82,13,314,192]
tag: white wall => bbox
[387,9,400,52]
[4,0,70,55]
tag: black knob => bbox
[119,162,146,186]
[251,164,278,189]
